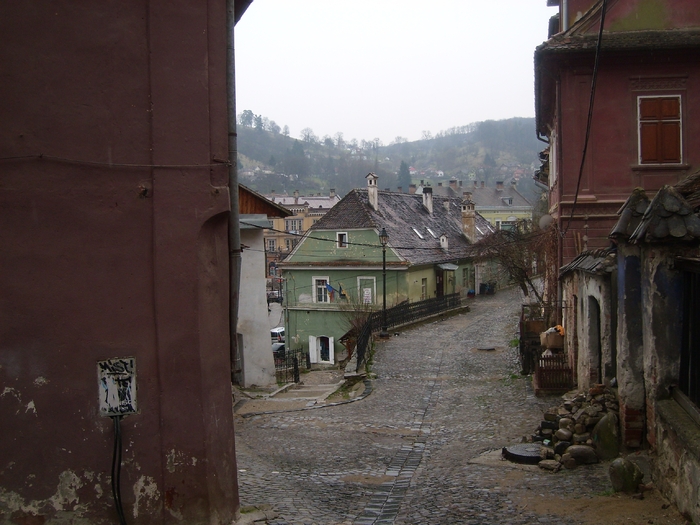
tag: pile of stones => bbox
[531,384,620,472]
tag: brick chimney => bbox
[422,186,433,214]
[496,181,504,191]
[463,191,472,201]
[397,186,403,193]
[480,181,485,188]
[461,198,476,243]
[366,172,379,211]
[409,184,417,194]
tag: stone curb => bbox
[238,378,374,418]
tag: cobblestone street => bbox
[234,287,681,525]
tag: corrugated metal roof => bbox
[559,247,616,278]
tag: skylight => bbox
[412,227,424,239]
[426,228,437,238]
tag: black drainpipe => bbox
[226,0,242,383]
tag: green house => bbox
[278,174,496,365]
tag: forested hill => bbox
[237,116,544,203]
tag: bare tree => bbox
[474,220,557,305]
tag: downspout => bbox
[227,0,242,382]
[556,77,564,324]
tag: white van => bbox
[270,327,285,343]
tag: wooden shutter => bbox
[308,336,317,363]
[639,97,681,164]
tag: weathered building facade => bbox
[0,2,253,523]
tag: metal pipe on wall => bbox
[227,0,242,382]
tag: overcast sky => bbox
[235,1,557,145]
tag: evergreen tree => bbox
[398,160,411,191]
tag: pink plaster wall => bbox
[0,2,238,523]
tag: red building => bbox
[535,0,700,266]
[1,2,253,523]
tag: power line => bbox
[564,0,608,235]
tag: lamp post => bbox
[379,227,389,337]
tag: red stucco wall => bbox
[552,49,700,263]
[0,2,238,523]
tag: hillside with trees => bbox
[237,111,545,204]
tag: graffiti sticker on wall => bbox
[98,357,137,416]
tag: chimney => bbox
[420,180,424,186]
[463,191,472,201]
[330,188,336,198]
[409,184,417,194]
[496,181,504,191]
[271,189,276,196]
[473,180,478,188]
[422,186,433,214]
[449,179,457,190]
[459,180,463,188]
[511,179,517,187]
[440,234,448,251]
[366,172,379,211]
[461,198,476,243]
[480,181,485,188]
[438,182,443,187]
[294,189,299,204]
[397,186,403,193]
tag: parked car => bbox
[267,290,283,303]
[270,326,285,343]
[271,343,285,364]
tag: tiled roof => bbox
[310,188,495,266]
[418,183,531,209]
[629,185,700,244]
[537,28,700,54]
[609,187,650,240]
[675,170,700,211]
[560,247,616,278]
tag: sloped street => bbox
[234,286,684,525]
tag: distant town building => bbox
[264,189,342,276]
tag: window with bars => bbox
[638,96,682,164]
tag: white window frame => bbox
[637,94,683,165]
[313,276,330,303]
[267,238,276,252]
[337,231,348,248]
[356,276,376,304]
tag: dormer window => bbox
[502,197,513,206]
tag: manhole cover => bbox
[502,443,542,464]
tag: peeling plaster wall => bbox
[615,244,647,448]
[0,2,238,524]
[239,228,277,387]
[562,271,614,391]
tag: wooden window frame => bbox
[313,276,330,304]
[337,232,348,248]
[637,95,682,165]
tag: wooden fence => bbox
[533,354,573,395]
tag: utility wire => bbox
[564,0,608,235]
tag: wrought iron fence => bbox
[355,293,463,372]
[274,346,302,384]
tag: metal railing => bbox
[355,293,463,372]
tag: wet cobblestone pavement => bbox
[234,288,641,524]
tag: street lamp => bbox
[379,227,389,338]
